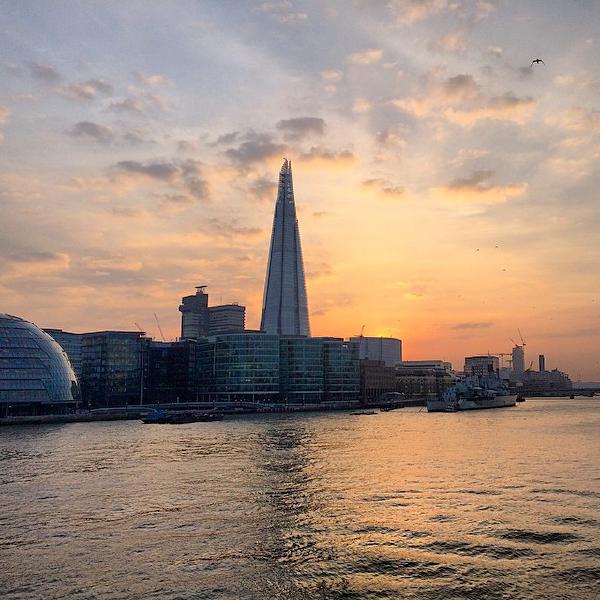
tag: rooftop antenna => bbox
[154,313,166,342]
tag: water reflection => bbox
[1,400,599,599]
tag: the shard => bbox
[260,159,311,336]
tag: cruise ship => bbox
[427,376,517,412]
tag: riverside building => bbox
[0,314,80,416]
[261,159,311,336]
[350,336,402,366]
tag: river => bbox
[1,397,599,599]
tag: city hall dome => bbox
[0,314,79,415]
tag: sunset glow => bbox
[1,1,599,378]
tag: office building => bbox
[198,332,280,403]
[279,336,324,404]
[208,304,245,335]
[44,328,83,380]
[512,345,525,377]
[351,336,402,366]
[179,286,246,339]
[322,337,360,402]
[0,314,79,416]
[179,286,209,340]
[395,362,454,400]
[80,331,146,409]
[145,340,199,404]
[360,360,397,403]
[464,355,499,377]
[261,159,310,336]
[538,354,546,372]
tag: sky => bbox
[1,0,599,379]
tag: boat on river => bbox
[427,376,517,412]
[142,409,224,424]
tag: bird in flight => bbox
[530,58,545,66]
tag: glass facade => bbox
[322,338,360,402]
[261,159,311,336]
[80,331,145,409]
[0,314,79,416]
[279,336,324,403]
[198,333,280,402]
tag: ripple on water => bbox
[497,529,580,544]
[419,539,534,560]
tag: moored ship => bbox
[427,376,517,412]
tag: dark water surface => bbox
[1,398,599,599]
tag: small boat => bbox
[350,410,378,416]
[168,411,224,424]
[516,395,526,403]
[142,408,169,424]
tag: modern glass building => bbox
[198,333,280,403]
[44,328,83,380]
[0,314,79,416]
[80,331,146,409]
[279,336,324,404]
[260,159,311,336]
[322,337,360,402]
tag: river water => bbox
[1,398,599,599]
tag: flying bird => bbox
[530,58,545,66]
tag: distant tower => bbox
[260,159,310,336]
[512,345,525,376]
[179,286,209,340]
[539,354,546,372]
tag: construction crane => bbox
[154,312,166,342]
[134,322,144,333]
[488,352,513,369]
[518,328,527,348]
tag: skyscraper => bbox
[260,159,311,336]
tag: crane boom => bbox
[154,313,166,341]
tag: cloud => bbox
[61,79,114,100]
[375,128,406,148]
[362,178,405,198]
[259,1,308,24]
[320,69,342,82]
[349,48,383,65]
[390,0,449,24]
[276,117,325,140]
[431,30,467,53]
[133,71,171,86]
[306,261,333,279]
[224,131,286,165]
[248,175,277,201]
[113,159,209,200]
[547,106,600,133]
[437,170,527,203]
[296,146,355,165]
[206,218,261,237]
[66,121,114,144]
[108,97,145,114]
[312,211,333,218]
[27,61,61,84]
[1,250,70,276]
[391,73,535,126]
[444,92,535,125]
[157,194,195,213]
[451,321,494,330]
[0,106,9,143]
[352,98,372,113]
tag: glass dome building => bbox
[0,314,79,416]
